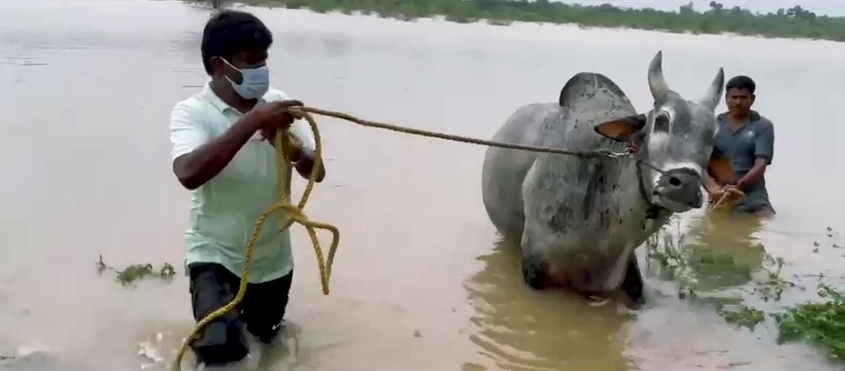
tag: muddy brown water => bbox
[1,1,844,370]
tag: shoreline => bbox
[207,0,845,44]
[198,1,845,51]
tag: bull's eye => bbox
[654,114,670,133]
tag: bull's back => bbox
[481,103,560,237]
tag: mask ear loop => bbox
[214,57,242,85]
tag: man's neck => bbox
[727,112,750,127]
[210,79,257,113]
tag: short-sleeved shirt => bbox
[713,110,775,213]
[169,82,317,283]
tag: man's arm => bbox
[262,90,326,183]
[736,123,774,190]
[171,102,261,190]
[705,175,721,194]
[288,118,326,183]
[704,147,727,196]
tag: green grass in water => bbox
[96,255,176,286]
[775,284,845,360]
[646,221,844,361]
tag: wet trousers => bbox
[188,263,293,366]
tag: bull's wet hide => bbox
[523,253,645,309]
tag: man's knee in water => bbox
[188,263,250,366]
[192,320,249,366]
[753,207,775,218]
[241,270,294,345]
[746,205,775,218]
[734,199,775,218]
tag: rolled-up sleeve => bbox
[264,89,316,152]
[288,119,316,152]
[754,122,774,164]
[170,101,210,160]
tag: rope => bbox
[711,192,731,210]
[710,186,744,210]
[295,106,639,159]
[169,106,652,370]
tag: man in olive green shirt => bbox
[168,10,325,369]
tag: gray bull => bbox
[481,51,734,305]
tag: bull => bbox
[480,51,733,305]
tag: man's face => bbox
[210,49,269,84]
[725,87,755,116]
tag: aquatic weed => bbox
[646,220,845,356]
[717,304,766,329]
[753,253,798,302]
[645,217,698,298]
[96,255,176,286]
[645,220,769,330]
[774,284,845,360]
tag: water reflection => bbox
[463,237,631,371]
[686,212,766,290]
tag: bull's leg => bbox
[619,253,645,306]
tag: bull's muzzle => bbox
[653,168,704,209]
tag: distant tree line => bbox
[204,0,845,42]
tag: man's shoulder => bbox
[755,116,774,130]
[747,110,772,128]
[172,90,214,115]
[170,90,220,128]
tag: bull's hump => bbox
[558,72,638,121]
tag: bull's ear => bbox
[594,114,647,142]
[707,152,735,185]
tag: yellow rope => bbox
[294,107,632,158]
[710,188,744,211]
[711,191,731,210]
[169,106,642,370]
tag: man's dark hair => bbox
[201,10,273,75]
[725,75,756,95]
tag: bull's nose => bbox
[667,173,686,188]
[654,168,704,207]
[659,168,701,190]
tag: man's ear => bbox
[707,152,735,185]
[594,114,646,142]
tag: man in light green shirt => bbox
[168,10,325,369]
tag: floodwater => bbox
[0,1,844,370]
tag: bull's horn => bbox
[700,67,725,111]
[647,51,670,100]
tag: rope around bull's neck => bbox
[169,106,667,370]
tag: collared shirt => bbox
[713,110,775,212]
[169,82,316,283]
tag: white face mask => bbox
[221,58,270,99]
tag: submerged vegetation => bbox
[775,284,845,360]
[202,0,845,42]
[646,221,845,361]
[96,255,176,286]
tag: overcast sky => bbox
[561,1,845,17]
